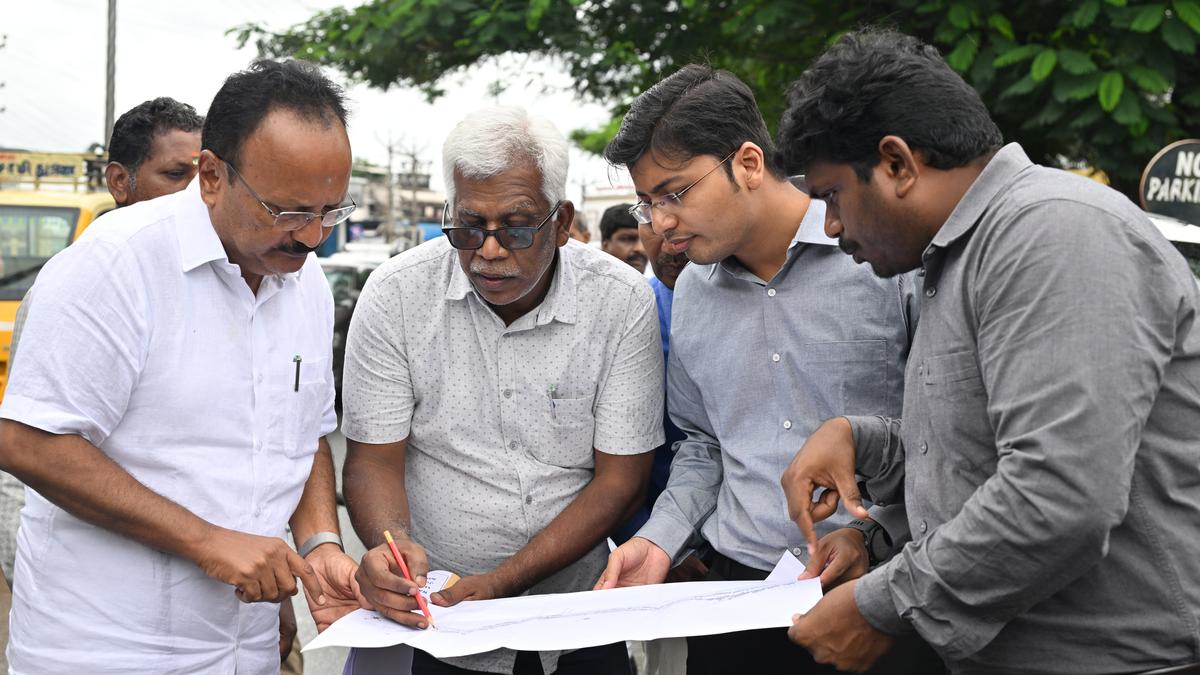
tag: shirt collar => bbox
[792,197,839,247]
[445,243,577,326]
[176,179,228,273]
[930,142,1032,250]
[175,178,305,282]
[711,195,836,280]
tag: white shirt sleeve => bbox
[0,239,149,447]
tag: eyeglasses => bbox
[442,200,563,250]
[223,160,356,232]
[628,150,736,225]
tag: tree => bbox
[235,0,1200,199]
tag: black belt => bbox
[709,552,771,581]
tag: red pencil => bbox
[383,530,435,628]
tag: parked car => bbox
[319,251,386,401]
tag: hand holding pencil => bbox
[353,530,434,629]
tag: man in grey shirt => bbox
[595,65,935,674]
[779,28,1200,674]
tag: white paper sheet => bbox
[304,552,823,658]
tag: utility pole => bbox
[104,0,117,147]
[0,34,8,115]
[409,151,421,227]
[379,134,398,243]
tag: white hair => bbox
[442,106,569,209]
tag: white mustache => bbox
[470,261,520,278]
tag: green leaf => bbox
[948,3,972,29]
[346,21,366,43]
[1068,105,1105,128]
[1098,71,1125,111]
[946,37,979,71]
[1125,64,1172,92]
[1073,0,1101,27]
[1130,4,1165,31]
[1162,17,1198,52]
[1174,0,1200,32]
[993,43,1043,67]
[1030,49,1058,81]
[1057,48,1097,74]
[1112,89,1142,125]
[1106,0,1127,5]
[935,20,965,43]
[1053,72,1102,101]
[988,13,1015,40]
[1001,75,1038,98]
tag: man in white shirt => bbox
[342,106,664,675]
[0,59,364,673]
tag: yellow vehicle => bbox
[0,190,116,399]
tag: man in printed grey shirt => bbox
[341,107,663,675]
[780,29,1200,674]
[595,65,937,674]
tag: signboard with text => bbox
[1140,140,1200,223]
[0,152,95,189]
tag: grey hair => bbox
[442,106,569,209]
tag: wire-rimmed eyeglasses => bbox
[223,159,356,232]
[628,149,737,225]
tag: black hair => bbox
[604,64,786,179]
[108,97,204,172]
[778,28,1003,180]
[202,59,348,169]
[599,204,638,241]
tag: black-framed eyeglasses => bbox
[441,200,563,250]
[628,149,736,225]
[223,159,356,232]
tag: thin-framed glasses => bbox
[628,149,737,225]
[223,160,356,232]
[442,200,563,250]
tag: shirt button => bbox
[256,373,263,384]
[766,288,777,297]
[771,353,781,363]
[920,441,928,454]
[925,286,937,298]
[791,547,804,557]
[509,441,518,450]
[919,520,928,533]
[503,389,512,399]
[918,364,925,376]
[783,420,792,430]
[525,495,532,505]
[918,268,927,277]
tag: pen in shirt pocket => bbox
[548,384,557,419]
[293,355,302,392]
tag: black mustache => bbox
[278,242,319,256]
[837,239,857,256]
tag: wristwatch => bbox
[845,519,892,566]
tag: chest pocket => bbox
[270,356,330,458]
[797,340,888,419]
[921,350,995,474]
[526,394,596,469]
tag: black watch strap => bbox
[846,519,892,566]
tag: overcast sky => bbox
[0,0,633,200]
